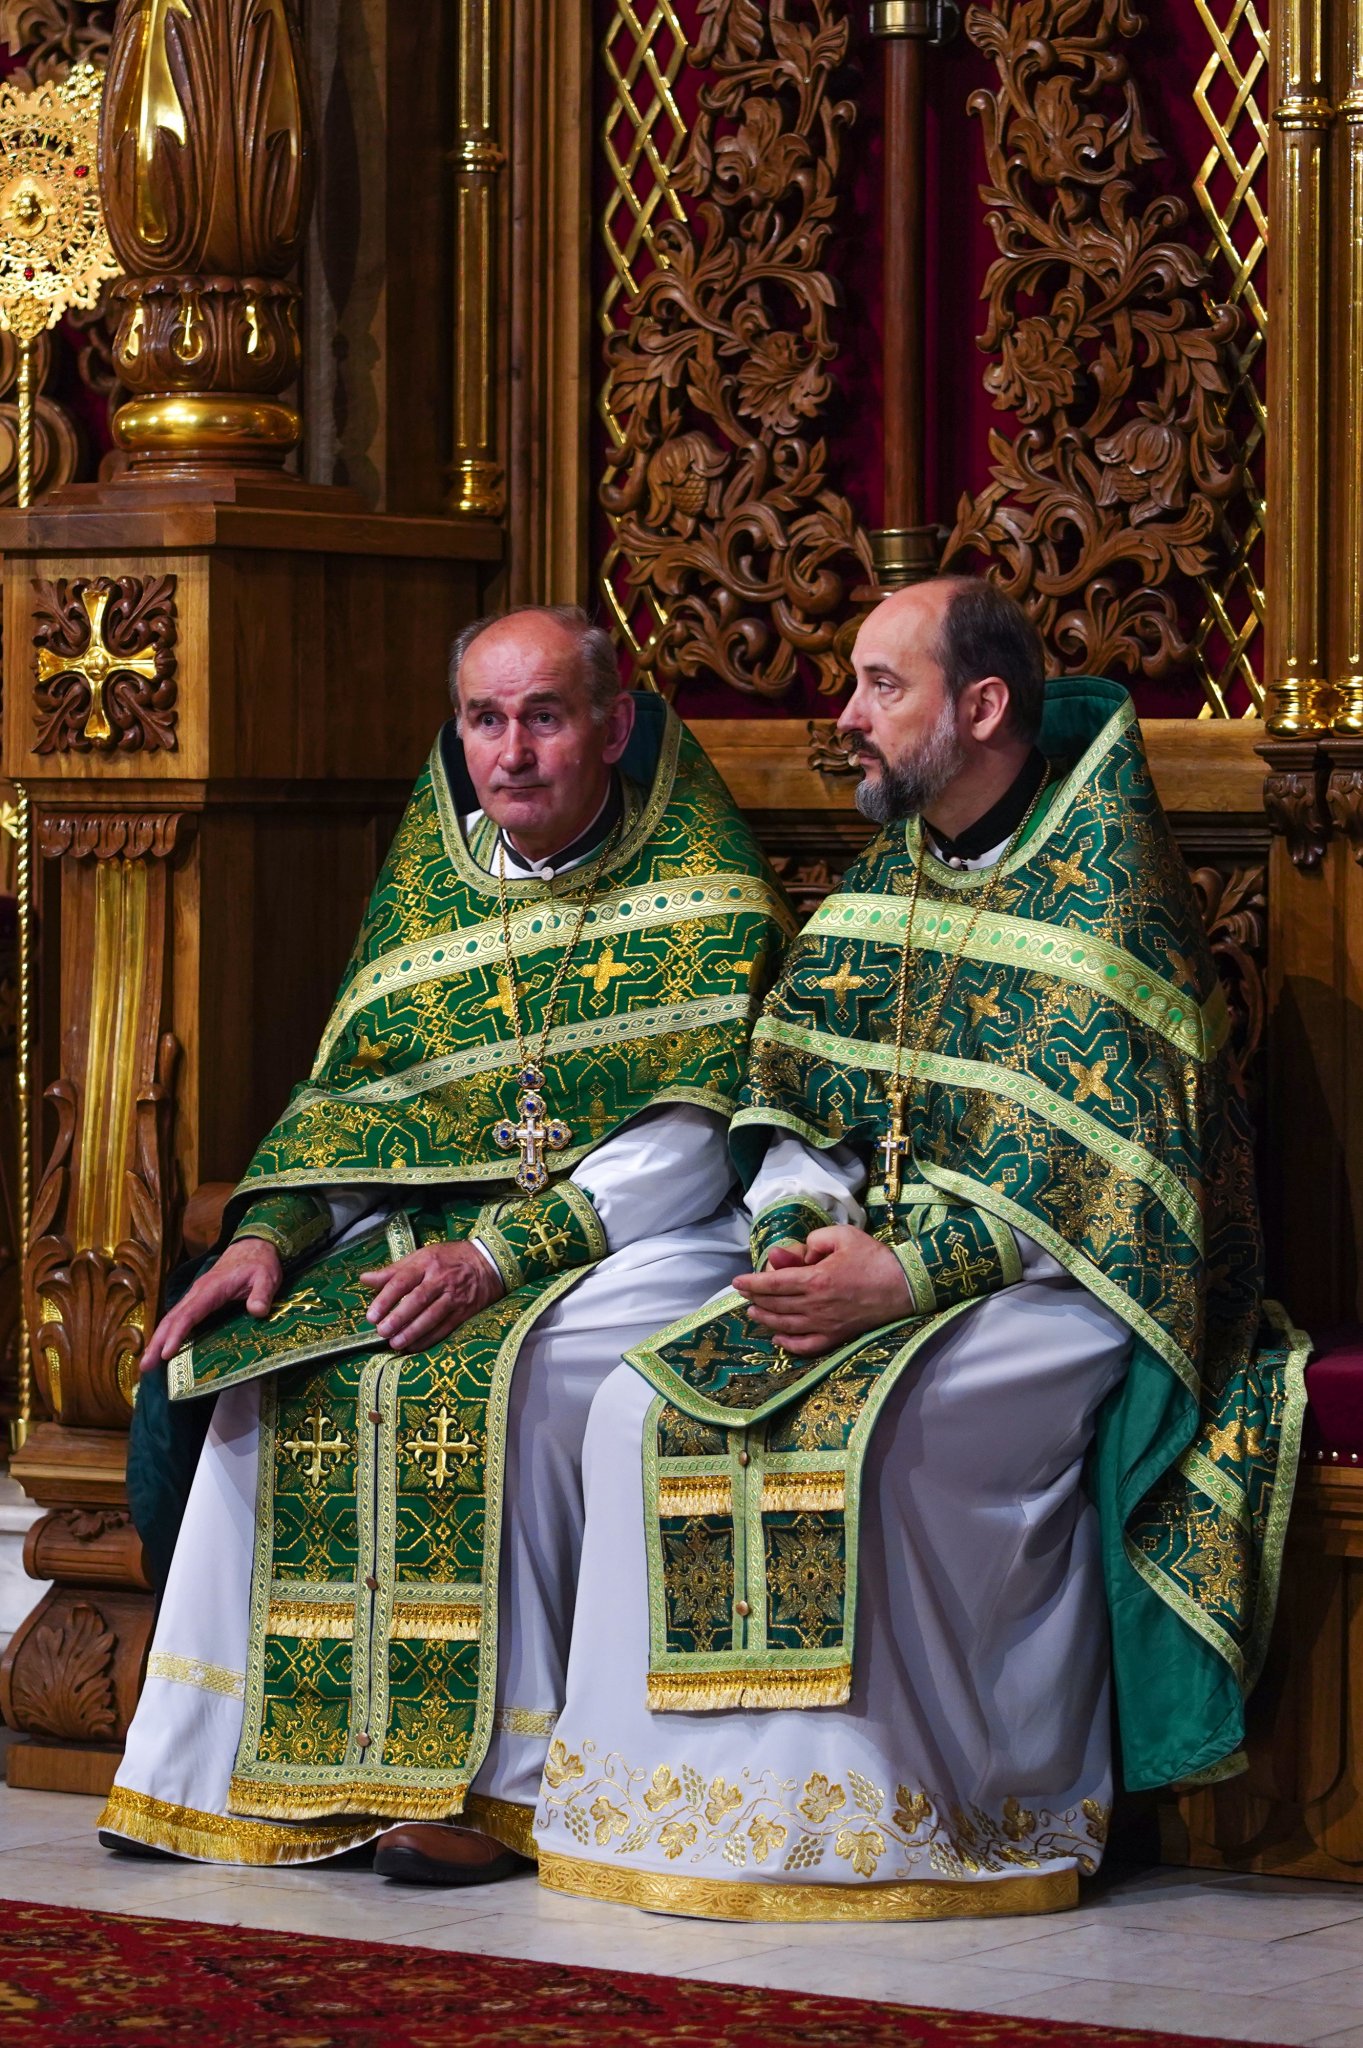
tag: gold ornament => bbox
[0,62,117,507]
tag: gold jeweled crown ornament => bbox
[0,61,117,506]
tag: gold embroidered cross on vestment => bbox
[281,1407,348,1484]
[405,1405,480,1486]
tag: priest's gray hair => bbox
[448,605,622,723]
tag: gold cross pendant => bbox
[879,1079,912,1209]
[494,1064,571,1193]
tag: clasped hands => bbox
[138,1236,504,1375]
[733,1224,913,1358]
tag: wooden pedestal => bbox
[0,483,499,1791]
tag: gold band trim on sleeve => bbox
[145,1652,246,1700]
[538,1849,1078,1922]
[491,1705,558,1738]
[96,1785,376,1867]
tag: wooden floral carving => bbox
[27,1033,178,1429]
[32,573,177,754]
[8,1597,117,1739]
[602,0,873,699]
[943,0,1239,682]
[0,1,114,86]
[1190,863,1265,1101]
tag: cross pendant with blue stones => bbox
[494,1065,572,1193]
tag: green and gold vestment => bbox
[626,678,1306,1794]
[165,696,793,1823]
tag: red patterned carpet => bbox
[0,1899,1287,2047]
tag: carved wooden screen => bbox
[589,0,1269,724]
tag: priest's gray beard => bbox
[850,697,965,824]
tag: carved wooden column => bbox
[0,0,500,1793]
[449,0,506,518]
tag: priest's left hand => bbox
[733,1225,912,1357]
[361,1241,504,1353]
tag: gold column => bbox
[1335,4,1363,734]
[449,0,506,517]
[1266,0,1334,734]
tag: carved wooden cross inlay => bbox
[405,1405,480,1487]
[494,1065,571,1192]
[281,1407,348,1485]
[36,584,159,746]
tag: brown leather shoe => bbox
[373,1821,529,1887]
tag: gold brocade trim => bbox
[647,1666,851,1712]
[390,1603,482,1642]
[464,1794,538,1860]
[492,1705,558,1737]
[658,1474,733,1517]
[227,1775,471,1824]
[760,1473,846,1513]
[538,1851,1078,1923]
[145,1652,245,1700]
[266,1601,355,1640]
[96,1786,375,1867]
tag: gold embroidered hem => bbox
[464,1794,538,1860]
[97,1786,376,1867]
[226,1775,474,1825]
[645,1666,851,1713]
[537,1851,1077,1922]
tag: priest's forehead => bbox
[854,579,962,681]
[457,611,590,710]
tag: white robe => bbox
[534,1131,1134,1921]
[103,1102,748,1865]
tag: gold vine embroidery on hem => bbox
[536,1741,1109,1882]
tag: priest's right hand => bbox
[139,1236,284,1375]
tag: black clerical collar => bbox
[497,774,623,880]
[924,748,1049,864]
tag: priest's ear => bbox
[957,672,1016,748]
[600,685,636,766]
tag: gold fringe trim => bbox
[464,1794,538,1861]
[228,1773,472,1824]
[538,1850,1078,1923]
[97,1785,375,1868]
[760,1474,846,1513]
[390,1603,482,1642]
[658,1475,733,1517]
[267,1602,354,1640]
[647,1665,851,1712]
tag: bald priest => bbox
[537,576,1307,1924]
[98,604,792,1881]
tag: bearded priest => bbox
[97,605,792,1884]
[537,576,1306,1923]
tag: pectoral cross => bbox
[405,1405,480,1487]
[281,1407,348,1485]
[878,1079,912,1207]
[579,945,633,1001]
[494,1065,571,1193]
[36,584,160,745]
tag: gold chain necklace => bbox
[877,782,1048,1221]
[492,828,617,1193]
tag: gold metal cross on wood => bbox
[405,1405,480,1487]
[36,584,159,745]
[281,1407,348,1484]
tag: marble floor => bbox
[3,1775,1363,2041]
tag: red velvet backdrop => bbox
[592,0,1262,722]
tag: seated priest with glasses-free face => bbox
[100,604,791,1885]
